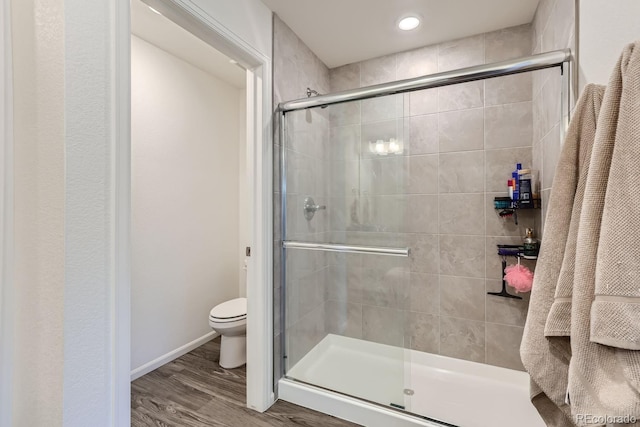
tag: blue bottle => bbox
[512,163,522,201]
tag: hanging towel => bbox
[569,41,640,425]
[544,83,605,339]
[521,84,605,427]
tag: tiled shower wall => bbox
[325,25,540,370]
[274,4,575,380]
[531,0,577,236]
[272,16,331,380]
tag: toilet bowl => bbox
[209,297,247,369]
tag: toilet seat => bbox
[209,297,247,323]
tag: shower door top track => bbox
[279,48,570,112]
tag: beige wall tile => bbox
[439,235,486,278]
[409,89,438,116]
[362,119,404,153]
[484,102,533,149]
[274,56,300,105]
[368,195,406,232]
[407,194,439,234]
[299,268,327,314]
[396,45,438,80]
[327,263,364,304]
[485,236,521,280]
[542,73,563,137]
[485,24,532,62]
[330,63,360,92]
[362,265,409,308]
[329,102,361,127]
[486,280,530,327]
[438,81,484,112]
[361,54,396,86]
[361,96,402,123]
[409,272,439,314]
[485,323,525,370]
[440,275,486,321]
[360,156,408,195]
[362,305,405,347]
[439,193,485,235]
[542,124,562,190]
[553,0,575,51]
[409,114,439,155]
[408,154,438,195]
[438,108,484,153]
[485,193,537,237]
[439,151,485,193]
[485,73,532,106]
[438,34,485,72]
[485,147,533,193]
[409,233,439,274]
[406,312,439,353]
[325,300,363,339]
[440,316,485,362]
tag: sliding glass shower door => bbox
[281,94,415,411]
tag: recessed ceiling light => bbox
[148,6,162,15]
[229,59,238,64]
[398,16,420,31]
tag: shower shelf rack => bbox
[494,197,541,225]
[488,245,537,300]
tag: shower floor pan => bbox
[285,334,544,427]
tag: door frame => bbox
[0,0,14,422]
[130,0,275,414]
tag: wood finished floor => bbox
[131,337,360,426]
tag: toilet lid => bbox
[210,297,247,319]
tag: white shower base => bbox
[283,334,544,427]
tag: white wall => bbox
[579,0,640,89]
[238,88,248,297]
[9,0,65,426]
[131,35,241,371]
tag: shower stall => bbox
[276,49,571,427]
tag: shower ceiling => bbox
[260,0,541,68]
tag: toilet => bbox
[209,297,247,369]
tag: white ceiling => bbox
[261,0,541,68]
[131,0,246,88]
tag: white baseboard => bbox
[130,331,219,381]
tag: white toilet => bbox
[208,297,247,369]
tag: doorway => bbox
[128,0,274,415]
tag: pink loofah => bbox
[504,264,534,293]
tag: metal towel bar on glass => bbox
[282,241,410,257]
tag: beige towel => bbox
[545,84,605,339]
[521,84,605,427]
[569,41,640,425]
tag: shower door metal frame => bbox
[278,47,572,395]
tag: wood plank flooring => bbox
[131,337,360,426]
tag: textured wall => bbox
[272,15,331,380]
[10,0,65,425]
[325,25,537,370]
[131,35,241,371]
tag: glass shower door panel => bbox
[283,96,412,410]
